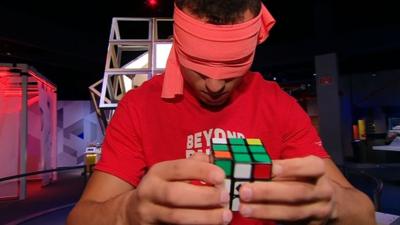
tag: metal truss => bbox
[89,17,173,133]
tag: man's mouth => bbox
[200,91,230,105]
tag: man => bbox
[67,0,376,224]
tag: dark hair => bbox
[175,0,261,24]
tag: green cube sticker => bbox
[231,145,247,153]
[215,160,232,176]
[253,153,271,163]
[233,153,251,163]
[213,144,229,151]
[249,145,265,153]
[229,138,245,145]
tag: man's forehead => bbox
[180,7,256,24]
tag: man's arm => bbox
[67,171,135,225]
[238,156,376,225]
[67,154,232,225]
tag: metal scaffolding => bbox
[89,18,173,133]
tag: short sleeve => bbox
[280,96,330,159]
[95,93,146,187]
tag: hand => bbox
[238,156,336,225]
[128,153,233,225]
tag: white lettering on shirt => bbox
[194,132,202,148]
[185,128,246,158]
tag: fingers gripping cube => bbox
[211,138,272,211]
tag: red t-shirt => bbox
[96,72,329,225]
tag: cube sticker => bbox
[211,138,272,211]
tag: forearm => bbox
[329,184,376,225]
[67,190,135,225]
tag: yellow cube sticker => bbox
[246,138,262,145]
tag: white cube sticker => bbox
[224,179,231,194]
[234,163,252,179]
[232,197,240,211]
[212,138,227,144]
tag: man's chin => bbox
[200,97,230,108]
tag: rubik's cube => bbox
[211,138,272,211]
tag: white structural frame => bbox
[99,18,173,109]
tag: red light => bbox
[147,0,158,7]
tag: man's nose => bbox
[205,78,225,94]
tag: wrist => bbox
[123,190,139,225]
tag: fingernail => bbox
[240,186,252,201]
[220,190,229,204]
[240,206,252,217]
[210,171,224,184]
[222,210,232,225]
[273,163,283,176]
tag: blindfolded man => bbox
[68,1,376,224]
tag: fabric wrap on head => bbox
[162,3,275,98]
